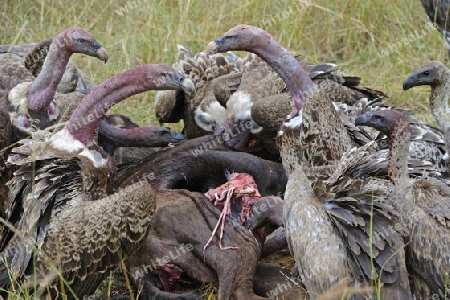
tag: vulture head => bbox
[60,27,109,63]
[98,118,185,156]
[355,109,409,138]
[403,60,450,138]
[206,25,268,55]
[403,61,447,90]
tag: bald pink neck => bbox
[67,65,161,146]
[246,32,317,110]
[27,33,72,111]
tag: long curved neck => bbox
[248,36,317,110]
[430,71,450,129]
[67,66,158,146]
[27,35,72,111]
[387,121,410,187]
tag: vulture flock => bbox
[0,1,450,299]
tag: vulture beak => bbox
[95,42,109,63]
[180,76,195,97]
[171,131,185,141]
[354,113,372,127]
[402,73,417,91]
[355,114,368,126]
[206,39,220,55]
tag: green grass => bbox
[1,0,448,298]
[0,0,446,126]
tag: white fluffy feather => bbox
[227,91,253,121]
[50,128,108,168]
[285,110,303,129]
[8,81,32,116]
[194,101,226,132]
[226,91,262,133]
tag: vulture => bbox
[403,60,450,170]
[420,0,450,58]
[0,40,182,163]
[0,27,108,140]
[355,109,450,299]
[206,24,447,174]
[0,64,194,299]
[0,29,108,224]
[205,24,378,172]
[207,25,412,298]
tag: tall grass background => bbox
[0,0,445,126]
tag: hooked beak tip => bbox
[206,41,219,56]
[97,47,109,63]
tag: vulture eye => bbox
[373,115,384,121]
[160,72,169,77]
[77,38,85,43]
[224,35,237,40]
[423,71,430,76]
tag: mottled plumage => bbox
[284,164,411,298]
[0,107,12,224]
[21,38,53,77]
[355,110,450,298]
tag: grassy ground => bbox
[0,0,446,126]
[0,0,447,298]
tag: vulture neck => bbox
[387,120,410,187]
[249,36,317,110]
[429,70,450,129]
[66,66,158,146]
[27,35,72,111]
